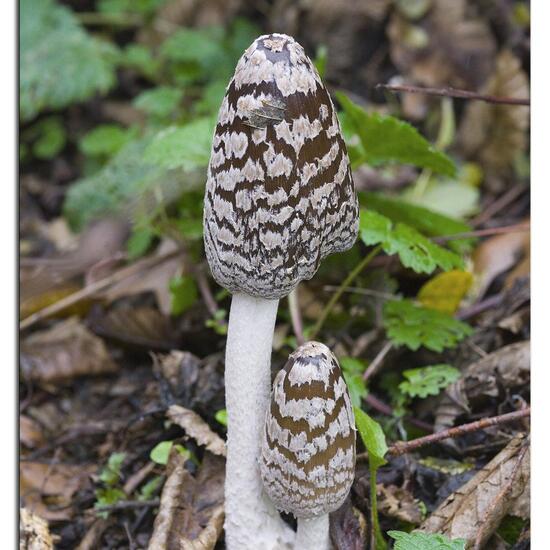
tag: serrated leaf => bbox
[336,92,456,176]
[361,192,475,254]
[353,406,388,469]
[399,364,461,398]
[133,86,183,119]
[418,270,473,314]
[387,530,466,550]
[64,136,164,230]
[20,0,117,121]
[144,117,215,171]
[359,210,463,274]
[383,300,473,352]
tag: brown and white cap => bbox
[259,341,356,518]
[203,34,359,299]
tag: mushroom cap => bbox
[203,33,359,299]
[260,341,356,518]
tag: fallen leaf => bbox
[103,239,183,315]
[167,405,226,457]
[435,341,530,433]
[420,436,530,548]
[472,227,529,299]
[20,508,54,550]
[387,0,496,89]
[153,351,225,416]
[329,496,368,550]
[89,305,179,350]
[458,50,529,180]
[20,415,45,449]
[20,462,95,521]
[378,484,424,525]
[148,451,225,550]
[418,270,473,314]
[20,317,118,384]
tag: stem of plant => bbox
[369,462,386,550]
[310,245,382,339]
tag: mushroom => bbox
[260,341,356,550]
[203,33,358,548]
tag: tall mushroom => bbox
[260,341,356,550]
[203,33,358,549]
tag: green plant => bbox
[387,530,466,550]
[398,365,461,398]
[94,452,126,518]
[354,407,388,550]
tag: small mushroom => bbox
[260,341,356,549]
[203,33,358,548]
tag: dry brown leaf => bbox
[472,227,530,299]
[148,451,225,550]
[377,484,423,525]
[167,404,226,457]
[435,341,530,433]
[329,497,368,550]
[103,239,183,315]
[89,305,179,350]
[20,415,46,449]
[458,50,529,178]
[20,462,95,521]
[20,317,118,384]
[387,0,496,89]
[20,508,54,550]
[420,436,530,548]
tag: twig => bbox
[322,286,397,301]
[364,394,433,433]
[288,287,305,346]
[376,83,530,106]
[310,245,382,339]
[362,342,392,382]
[19,248,183,331]
[384,408,530,458]
[434,221,530,243]
[94,499,160,512]
[471,184,528,227]
[456,293,504,320]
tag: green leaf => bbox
[126,226,155,259]
[359,210,463,274]
[79,124,136,158]
[360,192,474,254]
[399,364,461,398]
[313,44,328,78]
[383,300,473,352]
[387,530,466,550]
[31,117,67,159]
[94,487,126,518]
[144,117,215,171]
[215,409,228,427]
[64,136,163,230]
[169,275,198,315]
[133,86,183,119]
[353,407,388,469]
[150,441,173,465]
[121,44,159,79]
[336,92,456,176]
[99,452,126,486]
[98,0,167,15]
[20,0,117,121]
[206,309,228,335]
[340,358,368,408]
[138,475,164,501]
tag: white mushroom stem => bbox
[296,516,332,550]
[224,292,295,549]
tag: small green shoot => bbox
[387,530,466,550]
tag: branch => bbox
[376,83,530,106]
[434,221,530,244]
[384,408,530,458]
